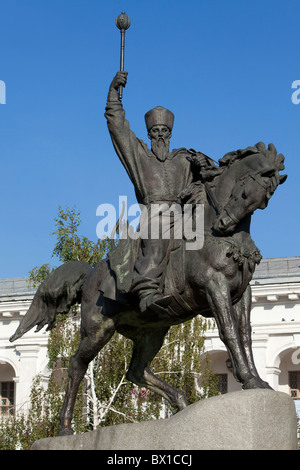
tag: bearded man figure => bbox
[104,71,207,313]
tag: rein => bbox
[243,170,271,190]
[204,182,222,216]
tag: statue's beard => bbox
[151,138,170,161]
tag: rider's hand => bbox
[110,71,128,91]
[187,150,208,168]
[196,153,207,167]
[190,153,207,167]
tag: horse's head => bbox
[213,142,287,235]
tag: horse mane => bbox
[184,142,287,205]
[192,145,261,185]
[218,145,259,167]
[200,141,286,184]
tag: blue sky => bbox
[0,0,299,278]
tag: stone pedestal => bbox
[31,389,298,450]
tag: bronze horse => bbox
[10,142,287,435]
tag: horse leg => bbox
[126,327,188,411]
[59,310,115,436]
[232,284,272,389]
[206,273,256,388]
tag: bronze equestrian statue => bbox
[10,70,287,436]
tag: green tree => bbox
[0,206,218,449]
[28,205,111,287]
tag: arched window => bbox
[0,363,16,417]
[289,371,300,399]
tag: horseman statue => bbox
[102,71,212,314]
[10,19,287,437]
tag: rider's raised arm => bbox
[104,72,140,181]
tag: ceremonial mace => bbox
[116,12,131,100]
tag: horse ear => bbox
[279,174,287,184]
[267,143,277,156]
[255,142,267,153]
[275,153,285,170]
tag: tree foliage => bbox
[0,206,218,449]
[28,206,111,287]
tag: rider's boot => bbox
[140,291,172,313]
[131,276,172,313]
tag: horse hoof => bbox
[177,393,188,411]
[58,426,74,436]
[260,380,273,390]
[243,377,273,390]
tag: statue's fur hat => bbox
[145,106,174,132]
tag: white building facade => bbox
[0,278,48,416]
[0,257,300,419]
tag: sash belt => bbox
[142,194,179,205]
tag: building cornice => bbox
[251,281,300,304]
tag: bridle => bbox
[215,168,275,226]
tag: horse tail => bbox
[9,261,93,342]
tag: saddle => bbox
[99,235,186,307]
